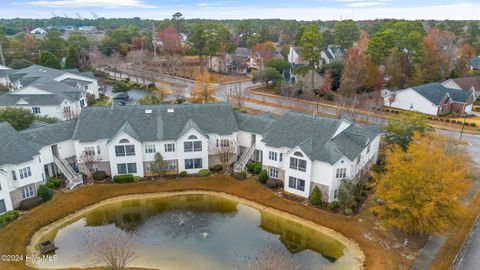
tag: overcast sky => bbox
[2,0,480,20]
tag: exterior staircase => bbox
[234,143,256,172]
[53,156,83,190]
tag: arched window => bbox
[119,139,130,143]
[188,135,197,140]
[293,151,303,157]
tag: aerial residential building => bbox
[384,82,476,115]
[0,65,99,120]
[0,103,381,213]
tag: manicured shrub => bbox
[234,171,247,180]
[327,201,339,210]
[46,180,56,189]
[199,169,211,177]
[266,179,278,189]
[258,170,269,184]
[0,211,20,228]
[471,122,477,127]
[19,196,43,210]
[253,163,263,175]
[112,174,134,183]
[211,164,223,172]
[344,208,353,215]
[179,171,188,177]
[310,186,322,206]
[37,185,53,202]
[133,176,143,182]
[325,93,335,101]
[246,163,255,172]
[93,171,107,181]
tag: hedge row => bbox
[112,174,134,183]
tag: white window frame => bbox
[145,144,156,154]
[269,168,279,179]
[22,186,34,199]
[117,163,137,174]
[185,158,202,169]
[269,151,278,161]
[164,143,175,152]
[336,168,347,179]
[32,106,41,114]
[85,146,95,156]
[288,176,305,192]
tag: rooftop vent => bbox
[167,108,174,113]
[145,109,152,114]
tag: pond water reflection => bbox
[35,194,357,269]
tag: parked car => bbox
[113,92,129,101]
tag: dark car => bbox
[113,92,129,101]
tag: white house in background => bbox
[0,103,382,213]
[287,46,305,65]
[471,56,480,71]
[384,82,475,115]
[320,45,343,65]
[29,28,46,35]
[0,65,99,120]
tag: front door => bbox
[51,145,59,158]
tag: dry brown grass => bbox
[0,176,411,270]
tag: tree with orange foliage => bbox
[373,132,471,234]
[339,47,367,97]
[420,34,449,82]
[192,71,217,103]
[156,26,184,75]
[456,44,475,77]
[319,70,332,97]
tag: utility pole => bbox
[459,115,467,143]
[152,21,157,58]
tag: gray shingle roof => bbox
[471,57,480,69]
[73,103,239,142]
[262,111,382,164]
[412,82,473,105]
[0,94,67,106]
[20,119,78,150]
[0,122,39,166]
[234,112,276,136]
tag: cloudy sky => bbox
[2,0,480,20]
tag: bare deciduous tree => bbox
[63,106,80,120]
[245,246,302,270]
[91,229,137,270]
[225,83,246,110]
[210,139,236,170]
[78,150,95,182]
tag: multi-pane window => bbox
[117,163,137,174]
[336,168,347,179]
[97,146,101,155]
[19,167,32,179]
[288,177,305,192]
[164,143,175,152]
[85,146,95,156]
[217,139,230,148]
[184,141,202,152]
[11,171,17,181]
[185,158,202,169]
[145,144,156,154]
[279,153,283,162]
[31,107,41,114]
[115,145,135,156]
[269,168,278,179]
[167,160,176,170]
[289,157,306,172]
[22,186,34,199]
[269,151,278,161]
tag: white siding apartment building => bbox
[0,103,382,214]
[0,64,99,120]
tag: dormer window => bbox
[188,135,197,140]
[119,139,130,143]
[293,151,303,157]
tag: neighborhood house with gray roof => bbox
[0,64,99,120]
[0,103,381,214]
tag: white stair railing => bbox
[53,156,83,190]
[234,143,256,172]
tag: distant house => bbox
[287,46,306,65]
[295,70,325,94]
[0,65,99,120]
[470,56,480,71]
[320,46,344,65]
[29,27,46,35]
[442,76,480,97]
[248,49,284,70]
[384,82,475,115]
[208,47,250,75]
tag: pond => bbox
[30,192,362,270]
